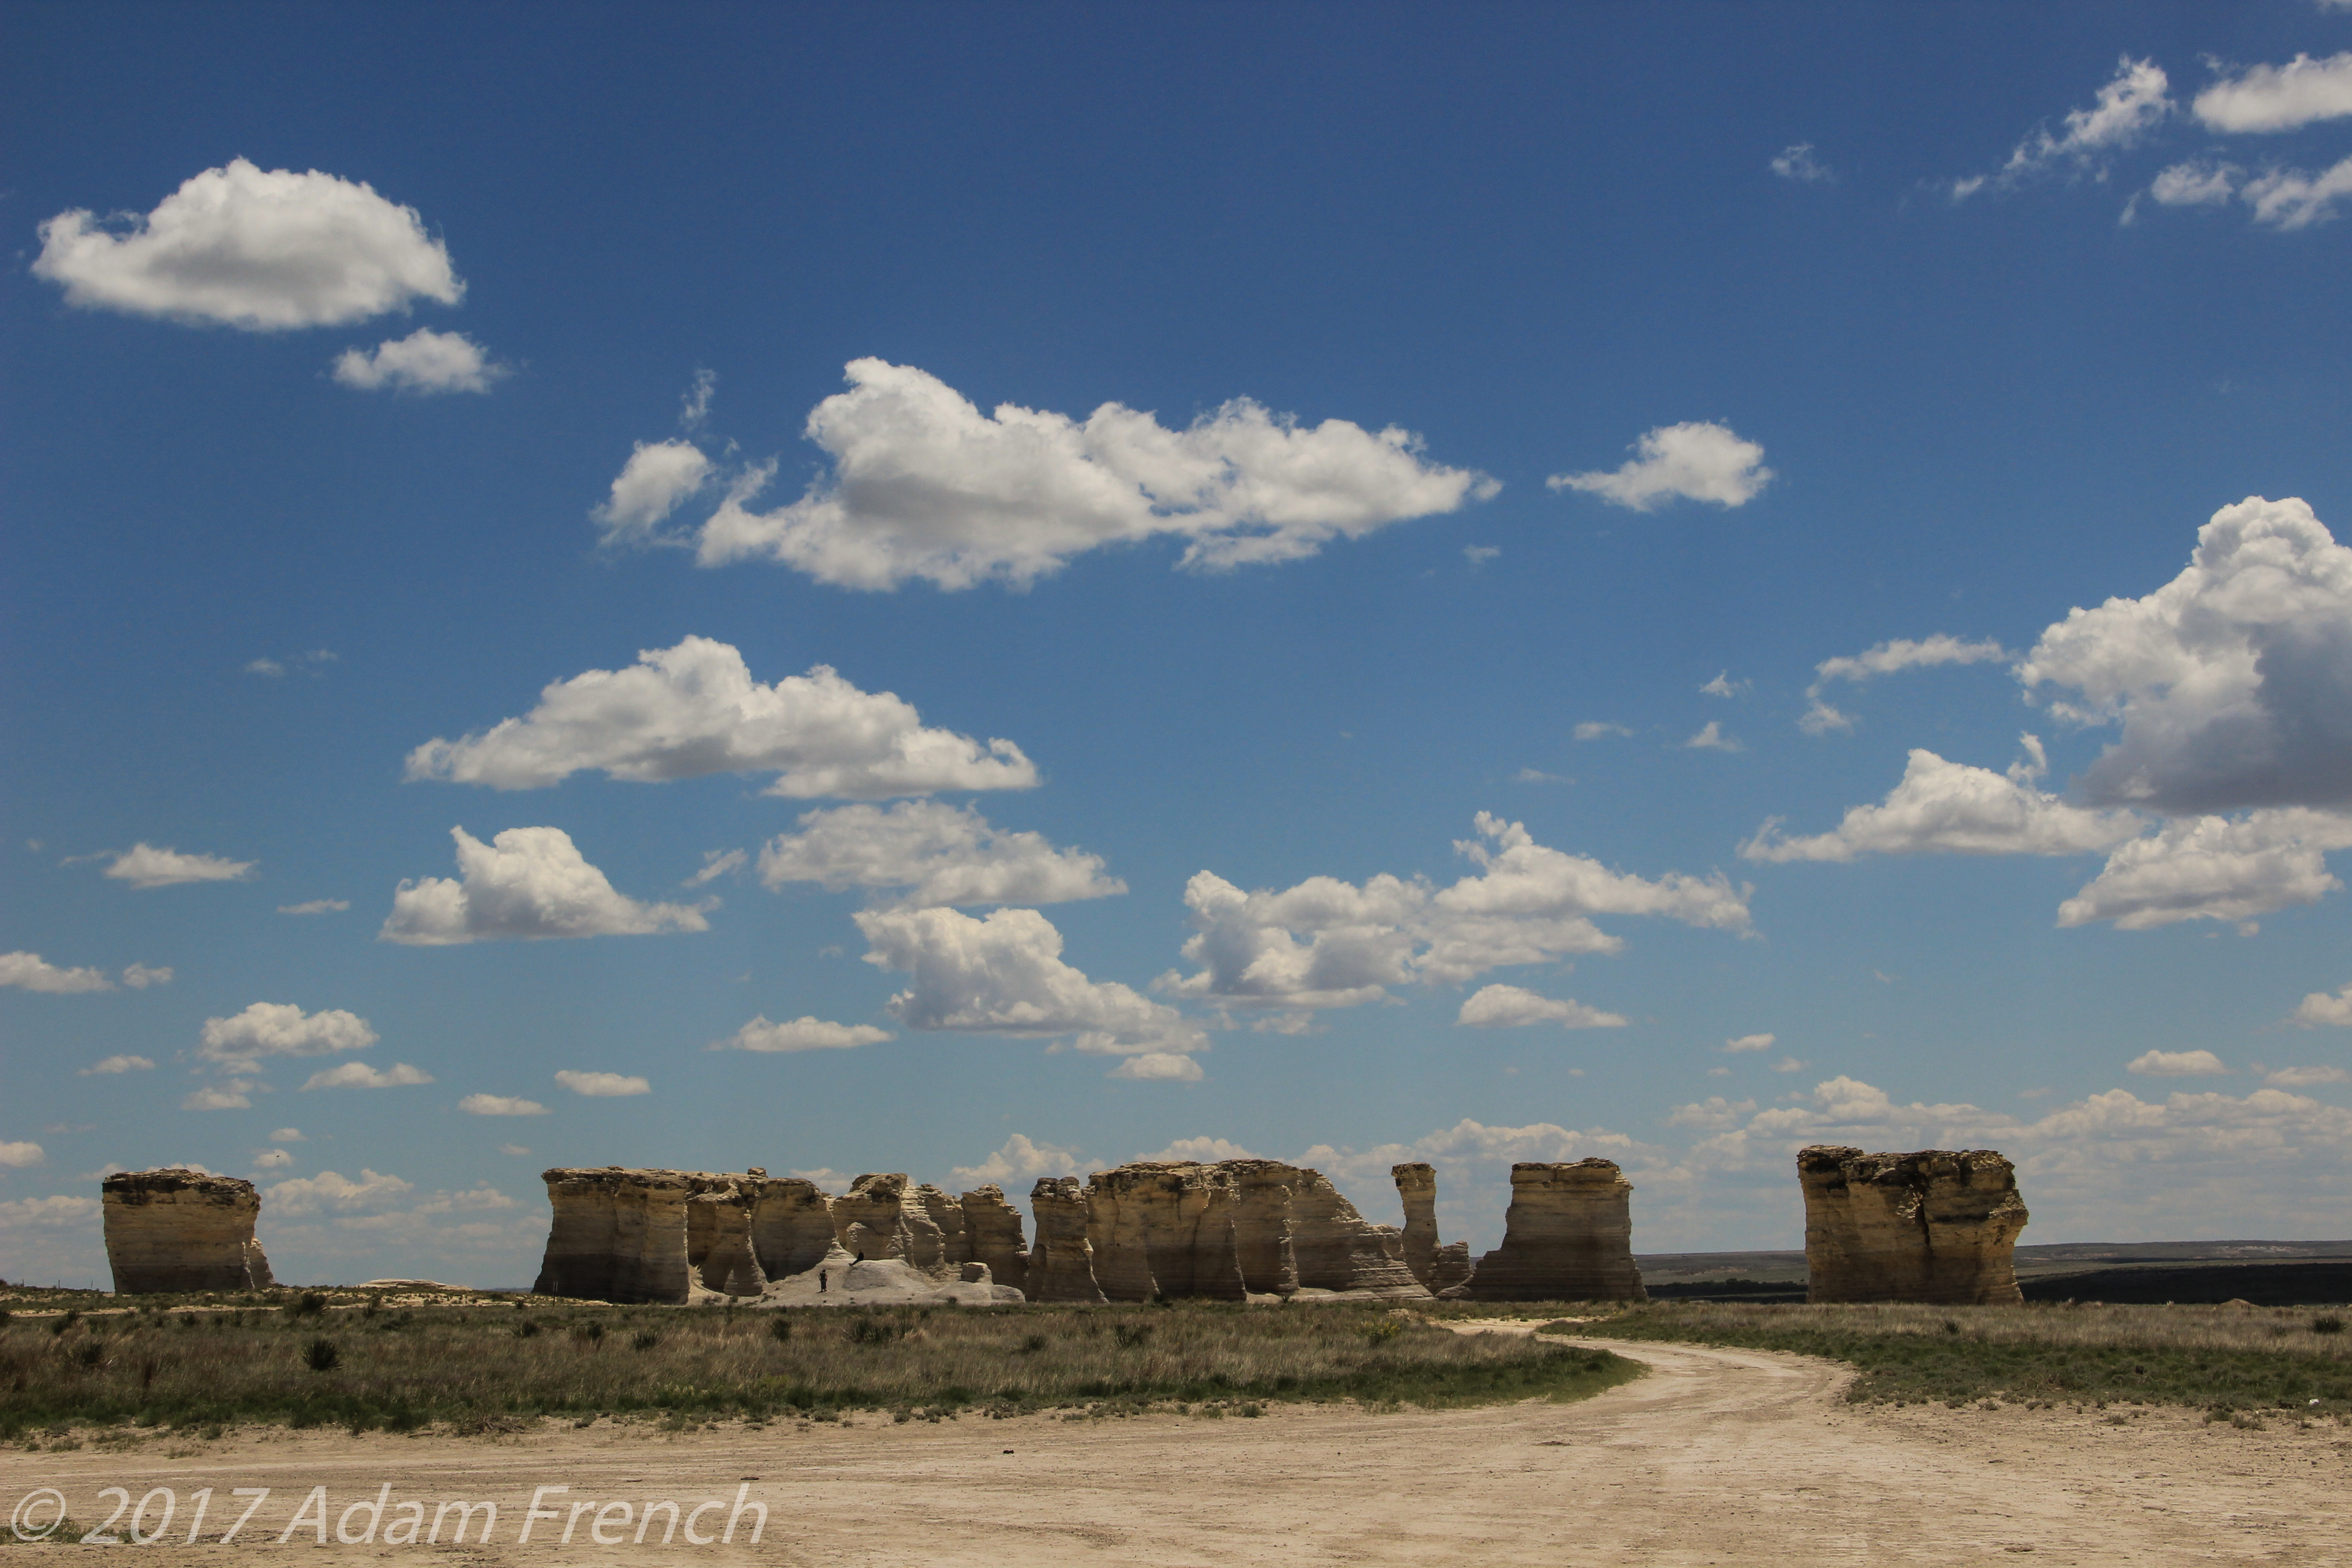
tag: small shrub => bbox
[50,1310,79,1337]
[514,1319,543,1338]
[1020,1333,1049,1353]
[769,1318,792,1343]
[303,1338,339,1372]
[573,1323,605,1346]
[287,1292,328,1320]
[632,1331,661,1352]
[1114,1323,1153,1348]
[2313,1316,2345,1336]
[848,1317,902,1345]
[71,1341,104,1369]
[1362,1319,1404,1344]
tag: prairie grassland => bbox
[1592,1300,2352,1413]
[0,1298,1637,1437]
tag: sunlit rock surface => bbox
[1800,1145,2029,1305]
[103,1169,274,1294]
[1456,1159,1646,1302]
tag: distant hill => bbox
[1633,1241,2352,1303]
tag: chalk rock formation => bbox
[534,1168,701,1303]
[749,1176,839,1281]
[103,1169,274,1294]
[1223,1161,1425,1298]
[1459,1160,1646,1302]
[960,1184,1029,1294]
[1430,1240,1474,1293]
[757,1241,1023,1307]
[1393,1163,1441,1285]
[1027,1176,1107,1303]
[685,1178,765,1298]
[1799,1146,2028,1306]
[1087,1162,1250,1301]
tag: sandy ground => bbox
[7,1326,2349,1565]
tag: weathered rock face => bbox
[1026,1176,1106,1303]
[1799,1146,2028,1305]
[960,1184,1029,1294]
[1224,1161,1424,1298]
[756,1241,1023,1308]
[831,1172,916,1261]
[685,1179,766,1297]
[748,1176,838,1281]
[908,1183,973,1279]
[534,1168,698,1303]
[1429,1240,1474,1293]
[103,1169,274,1294]
[1393,1162,1441,1286]
[1460,1160,1646,1302]
[1086,1163,1249,1301]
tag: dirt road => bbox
[7,1330,2348,1565]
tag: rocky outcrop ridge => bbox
[1799,1146,2028,1305]
[1457,1160,1645,1302]
[103,1169,274,1294]
[1027,1176,1107,1303]
[534,1167,1034,1305]
[960,1184,1029,1294]
[1088,1162,1250,1300]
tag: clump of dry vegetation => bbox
[1594,1300,2352,1415]
[0,1299,1637,1436]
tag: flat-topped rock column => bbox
[1800,1146,2029,1305]
[960,1184,1029,1294]
[103,1170,274,1294]
[1027,1176,1106,1303]
[534,1168,697,1303]
[1084,1162,1248,1301]
[1461,1160,1645,1301]
[749,1176,838,1281]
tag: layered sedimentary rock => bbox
[749,1176,838,1281]
[758,1242,1023,1307]
[1799,1146,2029,1305]
[1393,1163,1441,1286]
[1225,1161,1424,1298]
[1027,1176,1107,1303]
[535,1168,700,1303]
[103,1169,274,1294]
[1460,1160,1646,1302]
[1429,1241,1473,1293]
[685,1178,765,1297]
[1087,1162,1249,1300]
[960,1184,1029,1294]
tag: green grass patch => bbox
[0,1301,1638,1436]
[1593,1301,2352,1415]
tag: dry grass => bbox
[1594,1300,2352,1413]
[0,1299,1638,1436]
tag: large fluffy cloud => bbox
[1547,422,1772,511]
[332,328,504,394]
[1742,743,2142,862]
[666,358,1494,589]
[1165,814,1747,1009]
[2021,498,2352,814]
[2192,52,2352,133]
[380,826,709,944]
[405,637,1036,798]
[198,1001,378,1069]
[950,1133,1083,1187]
[856,905,1205,1059]
[33,159,462,329]
[757,801,1123,906]
[104,843,254,888]
[2057,808,2352,928]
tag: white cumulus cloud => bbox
[757,801,1123,907]
[1548,422,1772,511]
[0,951,113,994]
[2128,1049,2228,1077]
[857,904,1205,1057]
[2058,808,2352,928]
[950,1133,1085,1187]
[2193,52,2352,132]
[1110,1052,1205,1082]
[715,1015,893,1053]
[682,358,1495,589]
[33,159,462,329]
[2240,155,2352,230]
[1682,720,1743,752]
[2264,1064,2349,1087]
[1813,634,2009,688]
[380,825,709,944]
[1771,143,1833,183]
[2292,981,2352,1027]
[1724,1033,1777,1054]
[300,1061,434,1091]
[404,636,1037,799]
[458,1093,549,1116]
[593,440,712,543]
[1456,984,1627,1029]
[332,328,505,394]
[554,1070,651,1097]
[122,964,171,988]
[278,899,350,915]
[198,1001,377,1069]
[79,1054,156,1076]
[2020,497,2352,814]
[1742,744,2143,863]
[1574,721,1632,741]
[266,1168,414,1215]
[103,843,254,888]
[0,1141,44,1168]
[183,1082,258,1111]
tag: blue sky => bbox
[6,2,2352,1287]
